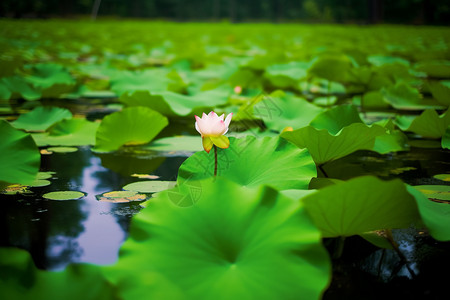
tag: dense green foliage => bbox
[0,20,449,299]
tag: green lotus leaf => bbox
[47,146,78,153]
[360,91,390,109]
[372,119,409,154]
[178,136,316,190]
[42,191,85,200]
[443,126,450,149]
[281,124,386,165]
[396,108,450,139]
[264,62,309,87]
[0,81,11,100]
[381,82,442,110]
[302,176,421,238]
[110,69,184,96]
[25,63,76,97]
[0,76,41,101]
[94,107,168,152]
[12,106,72,132]
[308,54,353,82]
[0,120,40,187]
[309,104,362,135]
[415,60,450,78]
[96,190,147,203]
[120,87,230,117]
[367,55,410,67]
[408,186,450,241]
[143,136,202,153]
[105,178,331,299]
[428,80,450,106]
[414,185,450,202]
[32,118,100,146]
[123,181,176,194]
[258,92,324,131]
[433,174,450,182]
[0,247,118,300]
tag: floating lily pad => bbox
[42,191,85,200]
[105,178,331,299]
[131,174,160,179]
[47,146,78,153]
[408,186,450,241]
[434,174,450,182]
[12,106,72,132]
[36,172,54,180]
[25,63,76,97]
[396,108,450,139]
[123,181,176,194]
[0,120,40,187]
[281,124,386,165]
[0,76,41,101]
[95,107,168,152]
[302,176,421,237]
[32,118,100,147]
[30,179,51,187]
[413,185,450,202]
[1,184,32,195]
[415,60,450,78]
[96,190,147,203]
[178,136,316,190]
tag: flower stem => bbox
[214,145,218,177]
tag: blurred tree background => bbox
[0,0,449,25]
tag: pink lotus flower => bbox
[195,111,233,153]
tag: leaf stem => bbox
[214,145,218,177]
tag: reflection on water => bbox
[0,146,187,270]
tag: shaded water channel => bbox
[1,100,449,299]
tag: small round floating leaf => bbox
[123,181,177,194]
[12,106,72,132]
[47,146,78,153]
[97,190,147,203]
[95,107,168,152]
[30,179,51,187]
[0,120,40,186]
[36,172,54,180]
[43,191,85,200]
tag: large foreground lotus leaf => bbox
[258,92,324,131]
[381,82,442,110]
[105,178,331,300]
[301,176,421,238]
[32,118,99,146]
[178,136,316,190]
[309,104,362,135]
[0,120,40,187]
[95,107,168,152]
[281,124,386,165]
[396,108,450,139]
[25,63,76,97]
[408,186,450,241]
[120,87,230,117]
[12,106,72,132]
[0,247,118,300]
